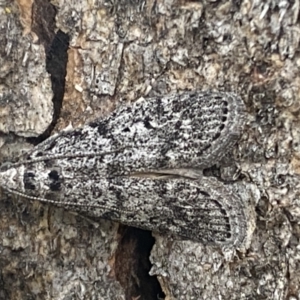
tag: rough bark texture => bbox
[0,0,299,299]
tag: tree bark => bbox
[0,0,299,299]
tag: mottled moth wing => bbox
[18,91,245,176]
[11,174,248,247]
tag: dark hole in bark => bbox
[115,226,165,300]
[27,1,69,145]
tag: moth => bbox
[0,91,250,248]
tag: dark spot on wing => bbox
[144,116,154,129]
[50,181,61,191]
[48,170,63,191]
[214,132,221,139]
[24,171,36,190]
[72,130,83,137]
[199,191,210,197]
[49,170,59,180]
[175,120,182,129]
[97,123,108,135]
[89,121,98,128]
[122,127,130,132]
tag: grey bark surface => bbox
[0,0,299,299]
